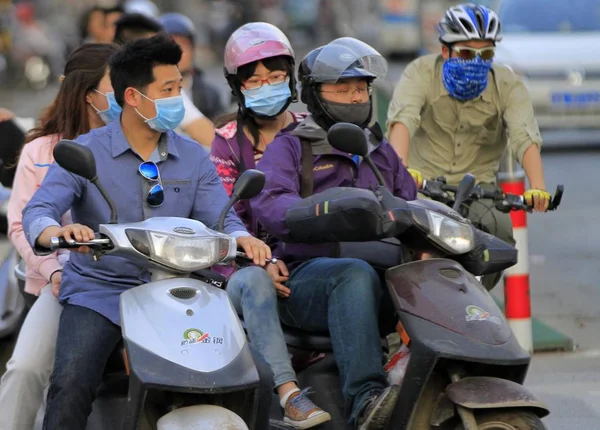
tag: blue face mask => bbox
[442,57,493,101]
[92,90,122,124]
[134,89,185,132]
[241,79,292,117]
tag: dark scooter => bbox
[269,123,563,430]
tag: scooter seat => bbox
[282,324,333,351]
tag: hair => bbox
[79,5,104,40]
[113,13,163,45]
[215,56,295,145]
[109,33,182,107]
[104,5,125,16]
[26,43,118,143]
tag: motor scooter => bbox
[269,123,563,430]
[47,139,274,430]
[0,183,26,339]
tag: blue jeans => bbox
[227,266,297,388]
[280,257,389,425]
[43,304,122,430]
[43,304,274,429]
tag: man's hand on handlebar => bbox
[407,168,423,190]
[236,235,272,266]
[421,177,563,213]
[523,189,551,212]
[38,224,95,253]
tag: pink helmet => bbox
[224,22,295,75]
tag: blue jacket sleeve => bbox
[22,163,85,255]
[192,155,249,238]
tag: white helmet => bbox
[124,0,159,19]
[438,3,502,44]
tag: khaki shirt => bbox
[386,54,542,185]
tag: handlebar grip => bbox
[235,251,278,265]
[49,236,111,251]
[50,237,78,251]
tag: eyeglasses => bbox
[139,161,164,207]
[320,87,372,97]
[243,74,289,90]
[452,46,495,61]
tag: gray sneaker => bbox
[356,385,401,430]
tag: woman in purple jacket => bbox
[210,23,330,429]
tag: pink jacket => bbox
[8,134,72,295]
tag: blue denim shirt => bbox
[22,121,248,325]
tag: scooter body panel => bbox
[386,258,512,345]
[120,278,248,374]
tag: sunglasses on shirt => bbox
[139,161,164,207]
[452,46,495,61]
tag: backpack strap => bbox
[299,138,314,198]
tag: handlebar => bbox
[420,176,564,213]
[49,237,279,265]
[49,235,112,251]
[236,251,278,265]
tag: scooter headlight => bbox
[414,209,475,254]
[126,229,236,271]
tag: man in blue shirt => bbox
[22,34,271,429]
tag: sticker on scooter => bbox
[465,305,501,324]
[181,328,224,347]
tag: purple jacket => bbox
[251,116,417,268]
[209,112,307,236]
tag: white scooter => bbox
[0,184,26,339]
[46,139,272,429]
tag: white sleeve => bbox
[180,90,205,127]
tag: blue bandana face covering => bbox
[442,57,493,101]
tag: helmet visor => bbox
[309,37,388,83]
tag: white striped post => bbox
[498,151,533,353]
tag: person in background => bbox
[113,13,216,149]
[102,5,124,43]
[79,5,105,43]
[159,13,226,121]
[112,12,162,45]
[0,43,119,430]
[210,22,330,429]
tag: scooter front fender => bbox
[446,376,549,418]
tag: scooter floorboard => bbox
[269,353,353,430]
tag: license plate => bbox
[551,92,600,107]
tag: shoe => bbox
[283,387,332,429]
[356,385,401,430]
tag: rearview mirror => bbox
[217,169,265,231]
[232,169,265,200]
[53,139,118,223]
[452,173,476,212]
[327,122,369,157]
[53,140,98,181]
